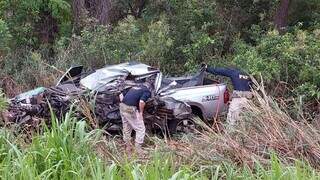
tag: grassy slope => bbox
[0,110,319,180]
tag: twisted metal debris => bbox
[2,62,192,134]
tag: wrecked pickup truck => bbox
[2,62,229,133]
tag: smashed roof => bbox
[80,61,159,91]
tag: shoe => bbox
[135,143,147,158]
[125,143,133,156]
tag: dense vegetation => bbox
[0,1,319,102]
[0,94,320,179]
[0,0,320,179]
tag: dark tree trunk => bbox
[80,0,147,26]
[72,0,87,32]
[95,0,112,25]
[35,10,58,45]
[33,9,58,58]
[274,0,290,33]
[83,0,113,25]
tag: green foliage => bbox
[0,19,12,53]
[182,26,218,72]
[165,0,223,73]
[141,16,173,72]
[48,0,72,36]
[55,16,143,69]
[0,0,319,114]
[0,111,104,179]
[55,15,174,71]
[0,110,320,179]
[0,0,71,48]
[0,0,39,46]
[1,0,320,178]
[289,0,320,28]
[0,51,59,90]
[0,89,8,111]
[233,27,320,100]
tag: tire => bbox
[168,115,199,134]
[167,119,178,134]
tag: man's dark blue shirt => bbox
[206,67,252,91]
[122,85,151,108]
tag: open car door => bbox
[56,66,83,86]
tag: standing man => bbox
[119,82,152,156]
[204,65,253,127]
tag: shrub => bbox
[0,51,60,93]
[55,15,175,72]
[140,16,173,72]
[55,16,143,69]
[232,27,320,102]
[0,19,11,54]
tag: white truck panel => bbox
[161,84,227,119]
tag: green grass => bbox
[0,90,8,111]
[0,110,319,179]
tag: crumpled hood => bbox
[80,62,159,91]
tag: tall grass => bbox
[0,90,8,111]
[0,112,319,179]
[0,88,320,179]
[0,111,101,179]
[0,110,199,179]
[172,84,320,171]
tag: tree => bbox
[72,0,87,31]
[274,0,290,32]
[95,0,112,25]
[83,0,120,26]
[0,0,71,48]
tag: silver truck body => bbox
[63,62,229,119]
[10,62,228,125]
[160,84,227,119]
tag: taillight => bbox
[224,89,230,104]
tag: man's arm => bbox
[119,93,124,102]
[206,67,234,78]
[139,100,146,114]
[139,90,151,115]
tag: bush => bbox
[0,19,11,54]
[140,16,173,72]
[55,16,143,69]
[0,51,60,93]
[0,0,72,49]
[55,16,175,72]
[232,27,320,101]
